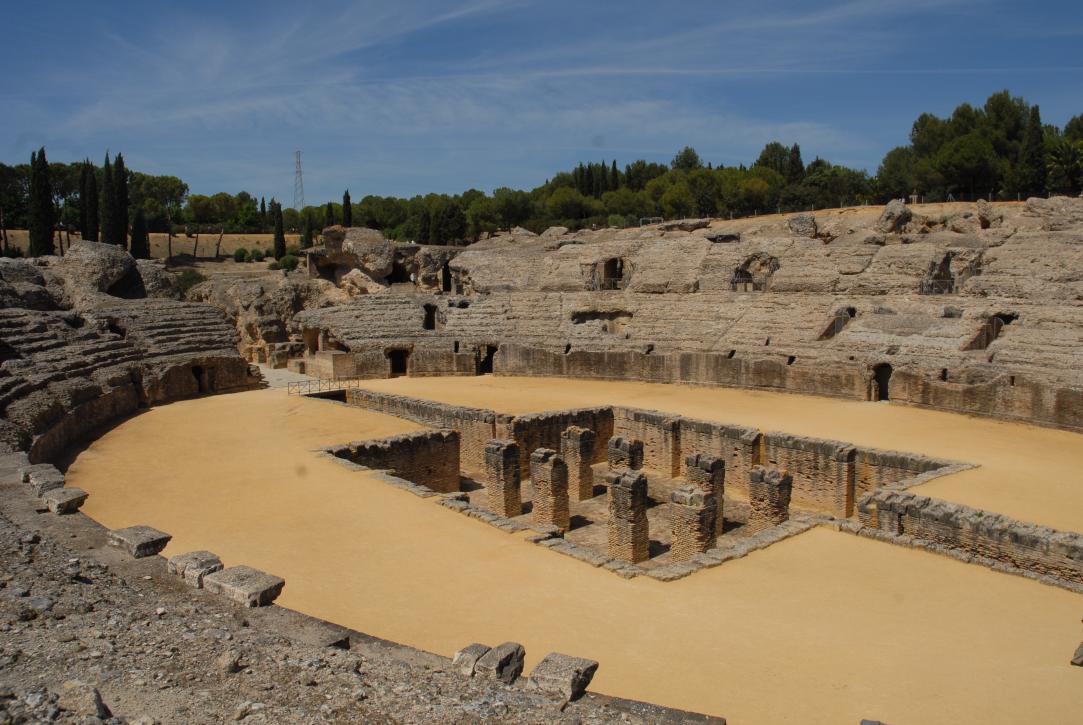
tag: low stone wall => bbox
[329,429,460,494]
[761,433,855,518]
[858,489,1083,588]
[612,408,681,476]
[345,389,503,474]
[506,408,613,477]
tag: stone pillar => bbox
[530,449,570,532]
[686,453,725,536]
[669,485,717,562]
[484,440,522,518]
[561,426,596,502]
[747,466,792,534]
[607,437,644,471]
[606,470,649,563]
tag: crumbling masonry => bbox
[606,470,650,563]
[530,449,570,532]
[561,426,596,502]
[484,440,522,518]
[747,466,792,534]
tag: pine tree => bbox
[27,148,56,257]
[259,196,267,231]
[79,162,90,238]
[114,153,129,247]
[1018,105,1047,196]
[273,201,286,259]
[342,190,352,227]
[324,202,334,228]
[85,164,99,242]
[100,153,116,244]
[129,206,149,259]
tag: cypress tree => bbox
[273,201,286,259]
[100,153,116,244]
[787,144,805,184]
[85,164,99,242]
[79,162,89,237]
[129,206,149,259]
[324,201,334,228]
[27,148,56,257]
[114,153,129,247]
[611,160,620,189]
[1018,105,1046,196]
[342,190,352,227]
[259,196,267,231]
[302,210,314,247]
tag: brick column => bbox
[530,449,570,532]
[607,437,644,471]
[484,440,522,518]
[686,453,725,536]
[669,485,717,562]
[606,470,649,563]
[747,466,792,534]
[561,426,596,502]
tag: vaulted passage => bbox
[477,345,497,375]
[388,349,410,376]
[872,363,893,401]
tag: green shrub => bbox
[232,247,248,262]
[278,254,300,271]
[267,261,282,270]
[285,244,301,256]
[246,249,264,262]
[175,269,206,296]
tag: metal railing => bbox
[286,378,368,396]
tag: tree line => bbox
[2,90,1081,256]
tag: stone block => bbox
[203,565,285,607]
[1071,642,1083,667]
[452,643,491,676]
[607,436,643,471]
[107,526,172,558]
[41,487,88,514]
[21,464,65,497]
[474,641,525,684]
[528,652,599,700]
[167,550,224,588]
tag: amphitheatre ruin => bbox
[2,196,1083,723]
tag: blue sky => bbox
[3,1,1081,203]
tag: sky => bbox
[2,0,1081,203]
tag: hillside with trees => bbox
[1,91,1080,256]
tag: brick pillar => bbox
[530,449,570,532]
[484,440,522,518]
[686,453,725,536]
[669,485,717,562]
[834,446,857,518]
[606,470,649,563]
[747,466,792,534]
[561,426,596,502]
[607,437,644,471]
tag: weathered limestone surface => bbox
[607,437,644,471]
[167,550,225,588]
[41,487,88,514]
[530,448,570,532]
[107,526,172,559]
[606,470,649,563]
[203,565,285,607]
[483,439,522,517]
[561,426,596,501]
[669,486,718,563]
[686,453,725,534]
[747,467,793,534]
[528,652,600,700]
[452,643,492,676]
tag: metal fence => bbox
[285,378,368,396]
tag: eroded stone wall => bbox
[331,429,460,494]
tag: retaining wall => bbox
[329,429,460,494]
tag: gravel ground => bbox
[0,453,722,724]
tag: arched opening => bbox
[441,264,452,292]
[388,262,411,284]
[422,304,437,331]
[787,355,796,365]
[599,258,624,290]
[872,363,893,401]
[387,350,410,377]
[191,365,211,393]
[477,345,497,375]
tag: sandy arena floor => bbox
[356,375,1083,534]
[68,384,1083,724]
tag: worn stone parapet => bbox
[606,470,649,563]
[167,550,224,588]
[333,429,460,494]
[528,652,599,701]
[747,466,792,534]
[474,641,525,684]
[530,449,570,532]
[203,565,285,607]
[858,489,1083,587]
[762,432,855,518]
[484,439,522,517]
[560,426,596,501]
[686,453,725,535]
[41,487,88,514]
[669,485,718,563]
[20,464,65,497]
[607,437,644,471]
[107,526,171,559]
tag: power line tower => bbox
[293,150,305,211]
